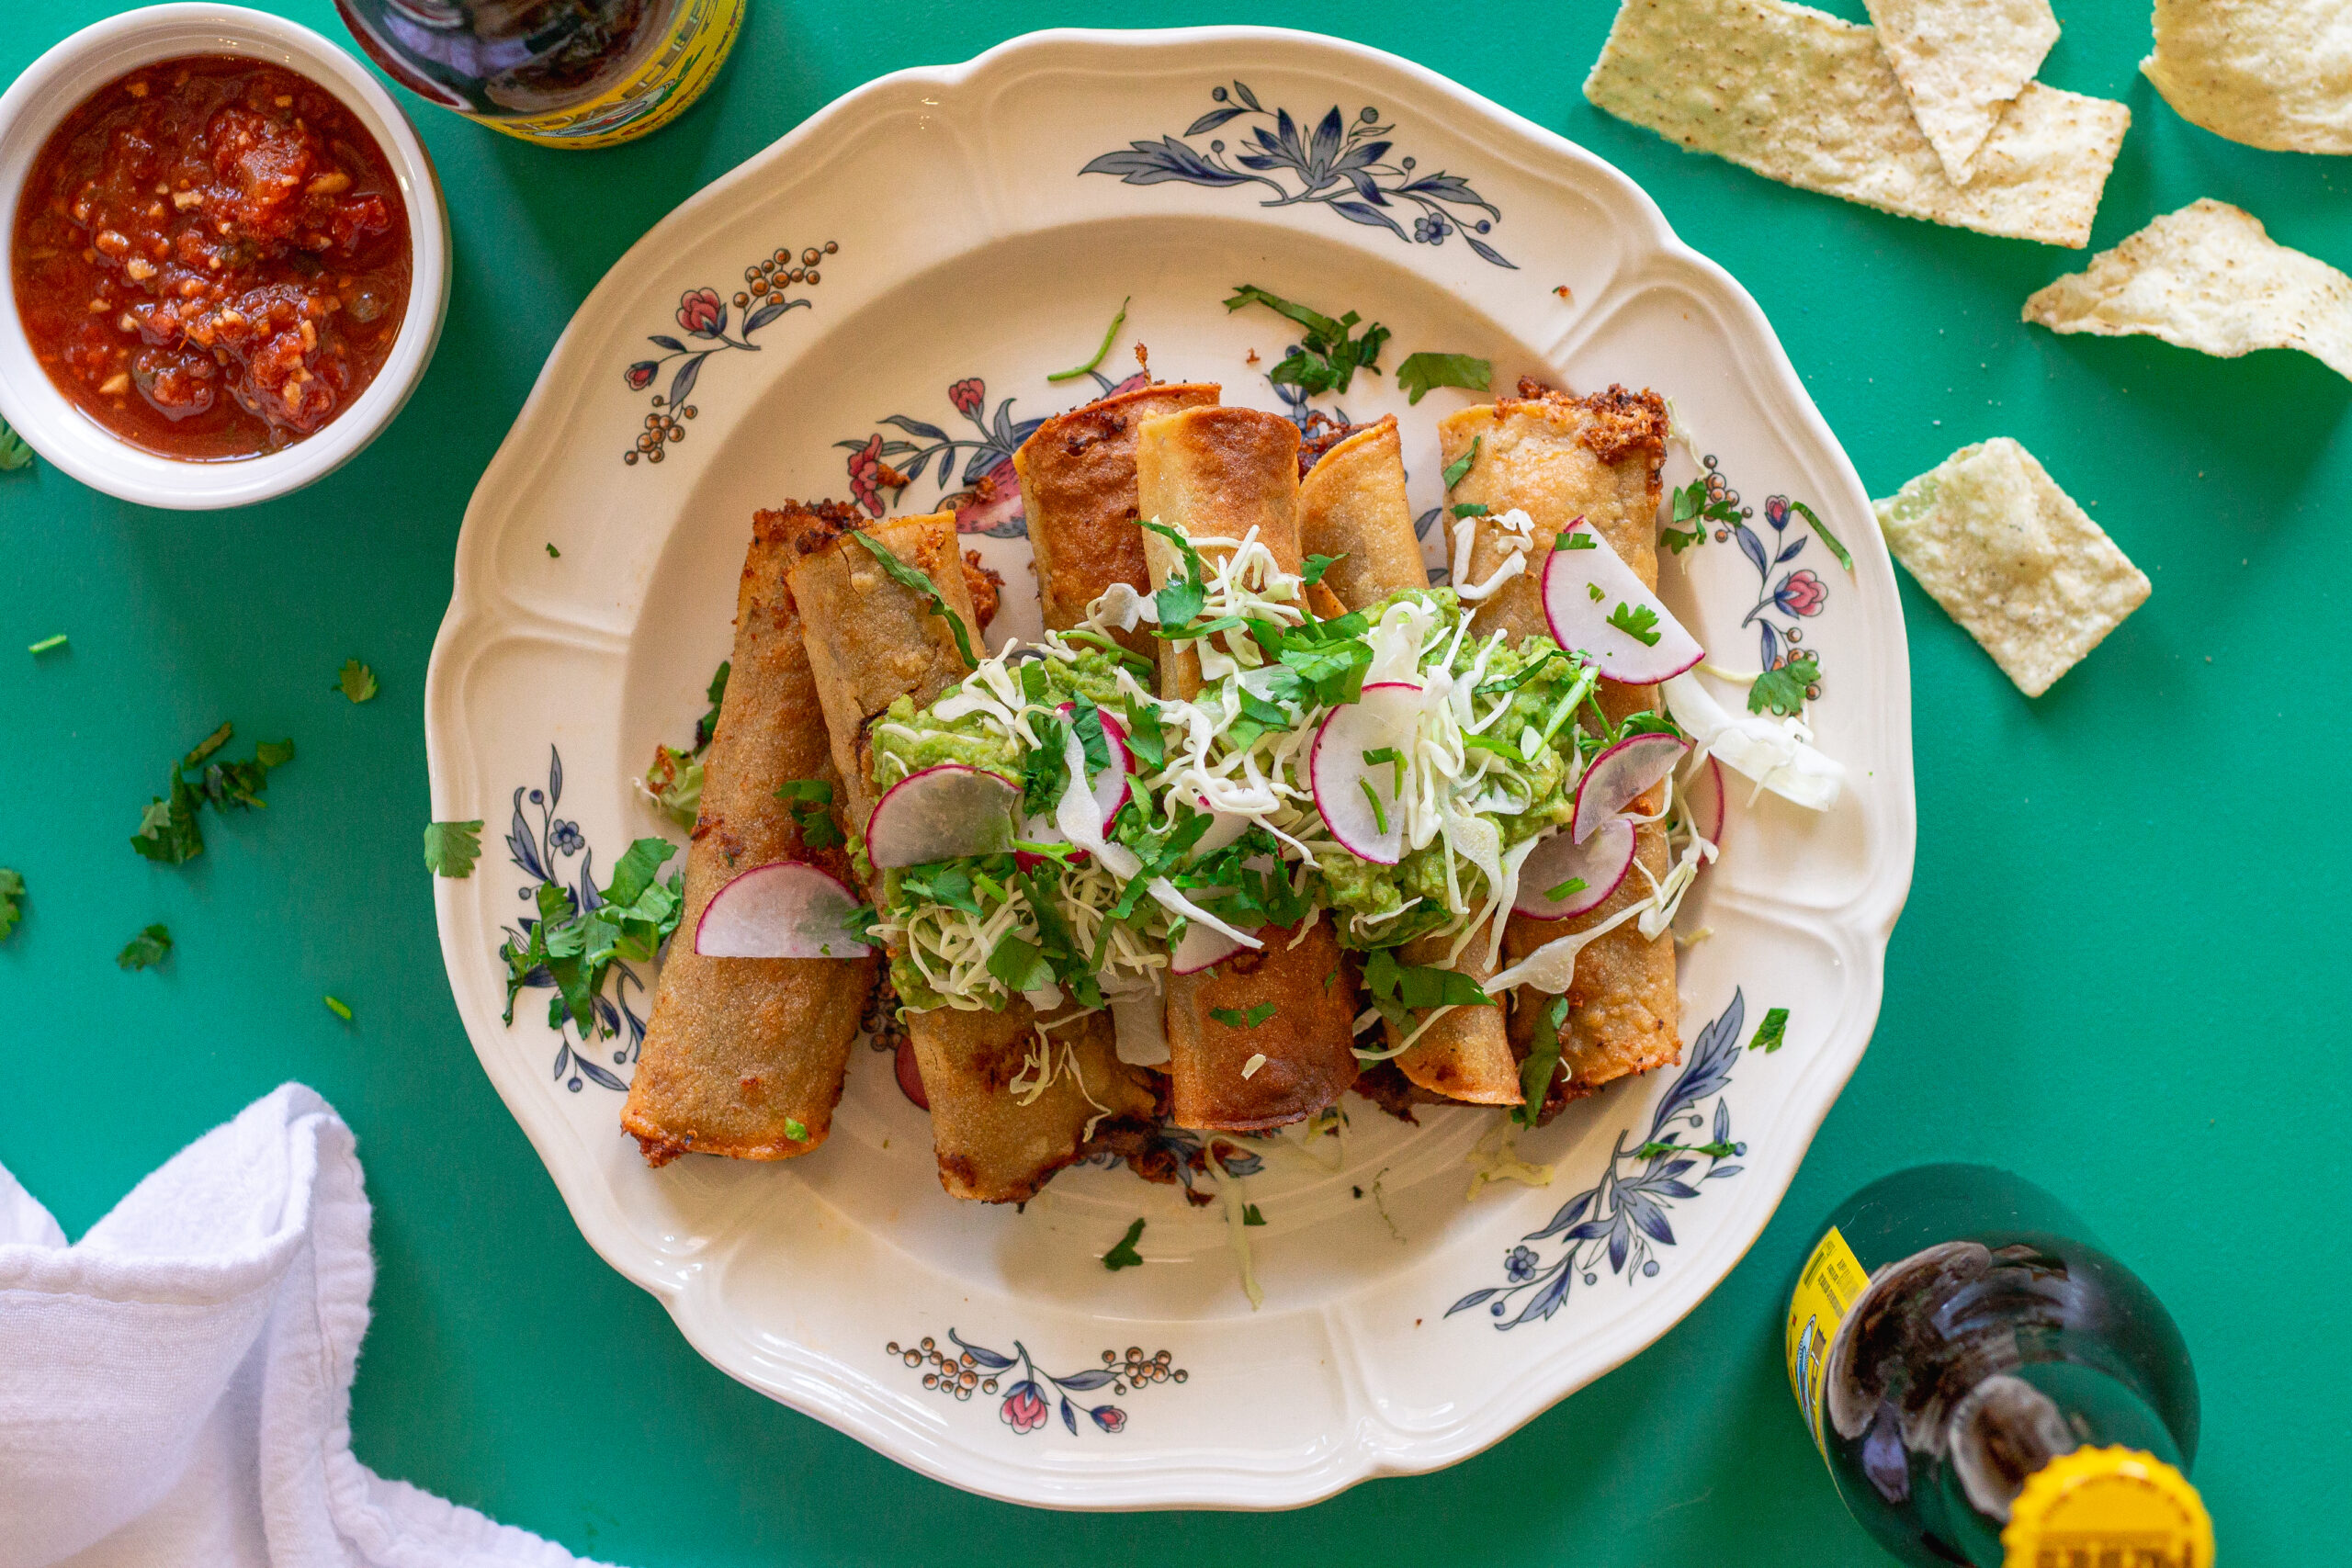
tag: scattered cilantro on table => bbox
[1102,1217,1147,1271]
[1748,653,1820,716]
[130,724,295,866]
[0,869,21,940]
[334,660,378,704]
[1224,285,1389,395]
[323,995,353,1021]
[1396,351,1491,405]
[28,634,65,656]
[422,819,485,878]
[117,924,172,971]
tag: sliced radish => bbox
[1540,522,1704,684]
[866,764,1017,867]
[1309,681,1421,865]
[695,862,873,958]
[1176,791,1251,861]
[1687,753,1726,845]
[1170,919,1256,975]
[1055,701,1133,823]
[1513,819,1636,920]
[1571,732,1689,843]
[894,1034,930,1110]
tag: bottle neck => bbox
[1936,1361,2185,1567]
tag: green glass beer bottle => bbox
[1786,1166,2212,1567]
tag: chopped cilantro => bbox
[1442,436,1480,490]
[1301,552,1342,586]
[1544,876,1588,901]
[544,542,560,558]
[423,819,484,878]
[1223,285,1389,395]
[497,839,685,1034]
[1139,520,1210,627]
[1462,730,1525,765]
[1359,777,1388,836]
[1102,1216,1146,1270]
[1513,995,1569,1126]
[785,1116,810,1142]
[1607,603,1663,647]
[1362,947,1493,1035]
[1210,1002,1277,1030]
[985,932,1054,995]
[1395,352,1492,405]
[1785,498,1854,572]
[0,868,21,940]
[118,923,172,971]
[1122,691,1165,772]
[1748,653,1820,716]
[1242,1203,1267,1226]
[130,724,293,865]
[1449,502,1487,519]
[0,418,31,471]
[334,660,378,704]
[1022,712,1073,818]
[1556,530,1597,551]
[1587,582,1604,604]
[847,530,976,670]
[28,634,65,656]
[1046,295,1130,382]
[1362,745,1405,792]
[774,777,842,849]
[323,995,353,1021]
[1634,1138,1739,1159]
[696,660,730,749]
[1749,1007,1790,1054]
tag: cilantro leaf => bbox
[1442,436,1480,491]
[132,773,205,864]
[1449,502,1487,519]
[986,932,1054,995]
[1396,352,1492,405]
[1362,947,1495,1034]
[498,840,685,1032]
[774,777,842,848]
[324,995,353,1021]
[1225,285,1388,394]
[423,819,485,878]
[1301,552,1343,586]
[1463,730,1526,765]
[1749,1006,1790,1054]
[0,417,31,472]
[1607,602,1663,647]
[1513,995,1569,1126]
[1210,1002,1277,1030]
[1047,295,1129,382]
[117,923,172,971]
[0,868,22,940]
[1122,691,1165,773]
[1544,876,1589,901]
[1242,1203,1266,1226]
[1102,1216,1146,1270]
[785,1116,810,1142]
[544,542,560,558]
[847,531,976,670]
[1747,653,1820,716]
[1022,711,1073,818]
[1555,530,1597,550]
[696,660,730,750]
[334,660,379,704]
[1138,520,1210,626]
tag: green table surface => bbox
[3,0,2343,1561]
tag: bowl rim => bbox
[0,3,450,510]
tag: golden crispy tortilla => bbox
[1862,0,2059,183]
[2143,0,2352,155]
[1873,437,2149,698]
[2023,199,2352,382]
[1296,416,1429,607]
[1584,0,2128,248]
[622,508,876,1166]
[1164,917,1361,1131]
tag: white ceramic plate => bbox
[426,27,1915,1510]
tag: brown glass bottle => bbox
[1787,1166,2209,1567]
[334,0,742,148]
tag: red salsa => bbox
[11,56,412,461]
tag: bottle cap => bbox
[2002,1446,2212,1568]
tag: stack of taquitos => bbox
[1439,381,1682,1119]
[782,502,1156,1201]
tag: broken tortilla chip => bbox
[1874,438,2148,699]
[2142,0,2352,155]
[1863,0,2061,183]
[2022,199,2352,381]
[1585,0,2129,248]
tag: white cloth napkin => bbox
[0,1084,617,1568]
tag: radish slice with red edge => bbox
[1687,753,1726,845]
[1512,819,1636,920]
[1540,521,1703,684]
[1571,732,1688,844]
[1055,700,1132,822]
[1170,919,1255,975]
[1308,681,1420,865]
[695,862,873,958]
[865,764,1017,868]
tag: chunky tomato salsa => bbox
[11,56,412,461]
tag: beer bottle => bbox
[334,0,743,149]
[1786,1166,2211,1567]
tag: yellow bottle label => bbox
[485,0,745,150]
[2002,1446,2213,1568]
[1786,1224,1871,1459]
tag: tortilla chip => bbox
[1863,0,2060,182]
[2023,199,2352,381]
[2143,0,2352,154]
[1873,439,2148,698]
[1585,0,2129,247]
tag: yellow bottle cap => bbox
[2002,1446,2213,1568]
